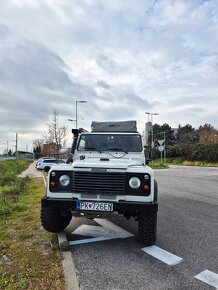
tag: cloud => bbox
[0,0,218,152]
[0,25,97,147]
[96,54,122,73]
[96,80,111,90]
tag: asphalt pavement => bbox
[65,165,218,290]
[23,163,218,289]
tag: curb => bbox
[57,233,80,290]
[42,172,80,290]
[20,163,80,289]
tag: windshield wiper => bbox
[104,148,128,154]
[84,147,98,151]
[84,147,128,154]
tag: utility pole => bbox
[145,112,159,161]
[164,132,166,164]
[15,133,18,159]
[145,112,159,148]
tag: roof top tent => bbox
[91,121,137,133]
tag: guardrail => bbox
[0,157,35,162]
[0,157,16,161]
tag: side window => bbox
[78,139,85,150]
[78,135,96,150]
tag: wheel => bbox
[154,179,158,202]
[138,211,157,246]
[41,207,72,233]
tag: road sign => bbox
[158,145,164,152]
[158,139,165,146]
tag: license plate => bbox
[76,201,113,212]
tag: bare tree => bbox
[199,123,217,143]
[32,139,44,159]
[33,139,44,149]
[45,110,67,159]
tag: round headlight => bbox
[129,177,141,189]
[59,175,70,187]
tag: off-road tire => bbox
[154,179,158,202]
[138,211,157,246]
[41,207,72,233]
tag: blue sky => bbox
[0,0,218,152]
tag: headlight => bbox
[129,177,141,189]
[59,175,70,187]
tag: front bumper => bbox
[41,197,158,213]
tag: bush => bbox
[166,143,218,162]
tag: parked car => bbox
[41,120,158,246]
[35,157,53,168]
[36,158,65,171]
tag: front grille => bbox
[73,171,125,195]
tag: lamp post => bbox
[67,118,76,123]
[145,112,159,148]
[76,100,87,129]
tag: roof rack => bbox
[91,121,137,133]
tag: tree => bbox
[153,123,172,146]
[199,124,217,143]
[33,139,43,159]
[177,124,199,144]
[33,145,42,159]
[44,110,67,159]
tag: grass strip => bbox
[0,160,32,216]
[149,158,218,168]
[0,178,65,290]
[165,158,218,167]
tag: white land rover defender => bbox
[41,121,158,246]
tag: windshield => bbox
[78,134,142,152]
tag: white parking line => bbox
[94,218,134,238]
[69,236,111,245]
[69,219,133,245]
[195,270,218,289]
[141,245,183,266]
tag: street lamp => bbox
[76,100,87,129]
[67,118,76,122]
[145,112,159,148]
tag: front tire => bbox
[138,211,157,246]
[41,207,72,233]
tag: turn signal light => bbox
[143,185,149,191]
[50,181,56,187]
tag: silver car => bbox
[36,158,65,171]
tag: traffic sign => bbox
[158,145,164,152]
[158,139,165,146]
